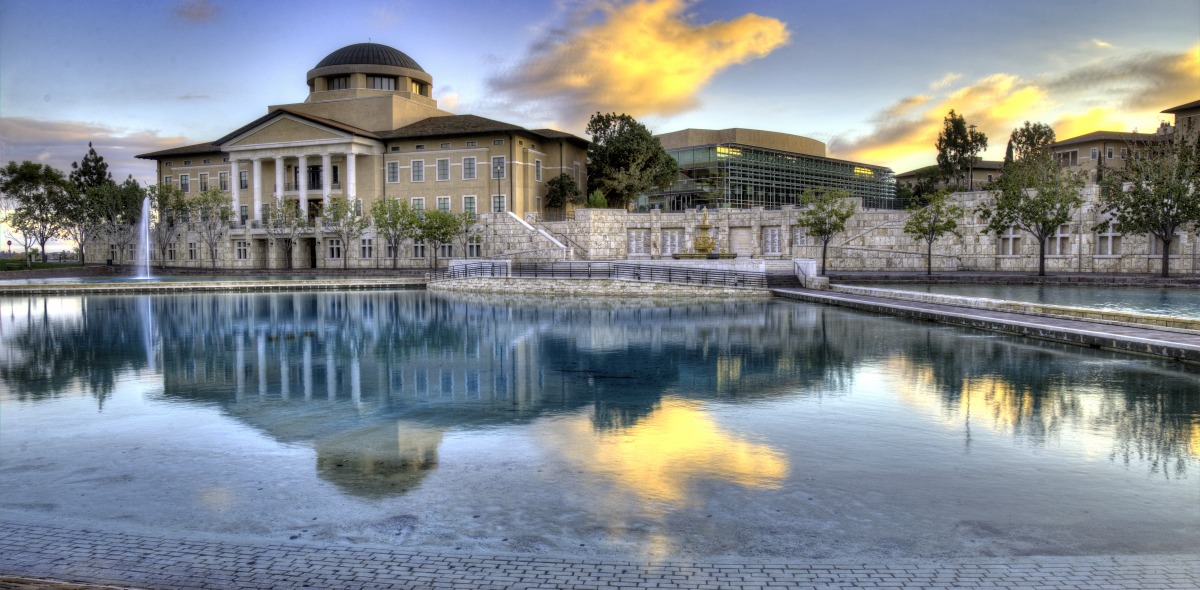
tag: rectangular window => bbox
[203,159,211,165]
[436,158,450,181]
[328,239,342,259]
[1045,224,1071,256]
[235,241,248,260]
[1090,148,1098,160]
[183,160,191,166]
[440,243,453,259]
[360,238,373,259]
[163,175,172,186]
[411,160,424,182]
[436,196,451,212]
[1106,147,1115,159]
[239,205,248,225]
[466,141,477,147]
[1150,234,1183,256]
[1095,221,1121,256]
[493,139,504,146]
[413,241,426,258]
[535,160,542,182]
[219,172,229,191]
[440,142,451,149]
[327,76,349,90]
[386,161,400,183]
[188,242,197,260]
[167,243,176,261]
[462,157,477,180]
[492,194,506,213]
[467,236,482,258]
[239,170,248,190]
[199,173,209,191]
[462,195,476,215]
[998,226,1021,256]
[491,156,505,179]
[180,174,190,192]
[415,144,425,150]
[366,75,395,90]
[109,244,116,262]
[411,197,425,211]
[1120,148,1128,160]
[386,239,398,259]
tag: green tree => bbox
[370,197,421,269]
[188,187,233,269]
[1098,132,1200,278]
[262,200,311,270]
[0,161,71,262]
[545,173,582,209]
[935,110,988,189]
[585,112,678,208]
[417,209,468,269]
[321,196,370,269]
[978,150,1084,276]
[147,183,187,269]
[1008,121,1056,161]
[902,189,963,276]
[69,142,114,194]
[94,177,145,266]
[586,189,608,208]
[794,188,855,275]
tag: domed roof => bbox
[315,43,424,72]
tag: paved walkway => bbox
[2,520,1198,590]
[774,288,1200,363]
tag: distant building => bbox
[646,128,897,211]
[894,160,1004,192]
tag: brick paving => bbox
[2,521,1197,590]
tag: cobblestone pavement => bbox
[3,521,1198,590]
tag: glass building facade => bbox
[648,143,898,210]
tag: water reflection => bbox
[2,291,1198,505]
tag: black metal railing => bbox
[427,261,767,289]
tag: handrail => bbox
[428,261,767,289]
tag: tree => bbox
[935,110,988,189]
[147,183,186,269]
[188,187,233,269]
[370,197,421,269]
[94,177,145,266]
[261,200,311,270]
[417,209,468,269]
[545,173,582,209]
[585,112,678,208]
[69,142,114,194]
[586,190,608,208]
[902,189,963,276]
[979,150,1085,276]
[0,161,71,262]
[1008,121,1056,161]
[4,224,37,269]
[1098,132,1200,278]
[794,188,855,275]
[321,196,370,269]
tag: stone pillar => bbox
[297,155,308,217]
[252,158,263,222]
[230,159,240,213]
[346,151,357,202]
[322,152,332,207]
[274,157,285,203]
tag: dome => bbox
[315,43,425,72]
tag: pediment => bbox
[228,116,344,147]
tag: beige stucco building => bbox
[129,42,588,270]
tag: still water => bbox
[857,283,1200,319]
[1,291,1198,560]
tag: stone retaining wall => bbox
[427,277,771,297]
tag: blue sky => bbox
[2,0,1198,185]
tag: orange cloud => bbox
[490,0,789,129]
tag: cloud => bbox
[179,93,212,101]
[1091,39,1113,49]
[174,0,218,22]
[488,0,789,131]
[930,72,962,90]
[0,117,189,184]
[828,44,1199,172]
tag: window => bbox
[413,241,426,258]
[223,157,229,163]
[327,76,349,90]
[163,175,172,186]
[1055,150,1078,167]
[411,197,425,211]
[1095,220,1121,255]
[328,239,342,260]
[183,160,192,166]
[180,174,190,192]
[1090,148,1098,160]
[109,244,116,262]
[239,205,248,225]
[188,243,197,260]
[440,243,453,259]
[436,196,451,212]
[386,239,399,258]
[219,172,229,191]
[235,241,249,260]
[1045,224,1071,256]
[491,156,505,179]
[167,243,176,261]
[386,161,400,183]
[436,158,450,181]
[462,195,476,215]
[1120,148,1128,160]
[203,159,211,165]
[467,235,482,258]
[367,76,395,90]
[662,229,684,256]
[1106,147,1115,160]
[762,226,782,255]
[492,195,506,213]
[411,160,424,182]
[998,226,1021,256]
[415,144,425,150]
[493,139,504,146]
[627,230,650,256]
[360,238,373,258]
[466,141,477,147]
[462,157,476,180]
[165,162,173,168]
[1150,234,1183,257]
[239,170,248,190]
[440,142,450,149]
[199,173,209,191]
[535,160,542,182]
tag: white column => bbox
[297,155,308,216]
[230,160,240,214]
[321,152,332,207]
[252,158,263,222]
[274,157,285,203]
[345,151,357,202]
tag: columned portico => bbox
[346,152,357,202]
[274,157,285,203]
[252,159,263,223]
[297,154,308,216]
[230,160,240,213]
[322,153,332,206]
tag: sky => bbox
[1,0,1198,188]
